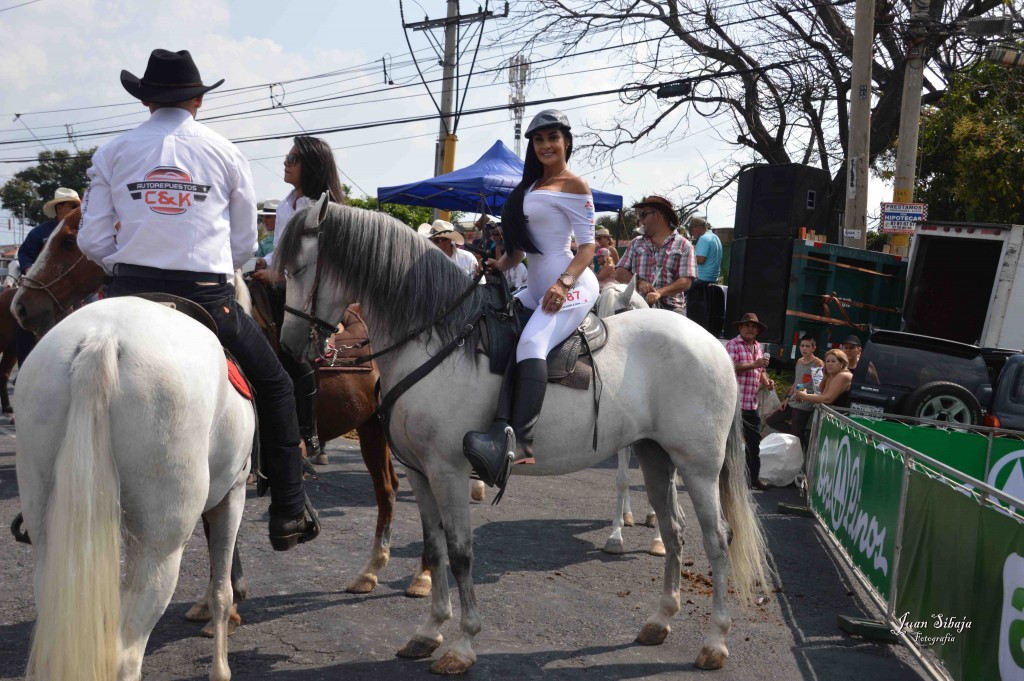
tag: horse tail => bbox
[233,269,252,316]
[28,333,122,681]
[719,396,770,605]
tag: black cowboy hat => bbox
[733,312,767,333]
[121,49,224,104]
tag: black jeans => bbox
[741,408,762,484]
[108,276,306,518]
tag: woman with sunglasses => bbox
[465,109,598,472]
[253,135,345,461]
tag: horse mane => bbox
[275,204,487,345]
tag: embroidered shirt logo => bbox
[128,166,211,215]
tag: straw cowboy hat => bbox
[121,49,224,104]
[258,199,280,217]
[42,187,80,219]
[426,220,465,245]
[633,195,679,226]
[733,312,768,333]
[594,227,612,237]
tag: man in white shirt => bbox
[79,49,318,551]
[425,220,480,278]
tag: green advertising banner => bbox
[850,417,1024,503]
[811,414,904,599]
[894,467,1024,681]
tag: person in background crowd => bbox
[425,220,479,278]
[256,198,280,258]
[614,194,696,313]
[16,187,81,366]
[594,227,619,266]
[726,312,774,490]
[595,248,618,287]
[794,348,853,409]
[765,334,823,448]
[78,48,317,549]
[689,216,722,284]
[840,335,862,371]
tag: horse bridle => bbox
[18,253,88,316]
[281,227,349,361]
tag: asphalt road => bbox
[0,414,926,680]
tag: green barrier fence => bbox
[807,408,1024,681]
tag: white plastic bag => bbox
[758,432,804,487]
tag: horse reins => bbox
[18,253,88,316]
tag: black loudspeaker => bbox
[725,237,794,344]
[734,164,831,240]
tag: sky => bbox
[0,0,893,238]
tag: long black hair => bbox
[293,135,346,205]
[500,126,573,255]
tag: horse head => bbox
[596,276,648,318]
[278,192,348,362]
[13,208,106,336]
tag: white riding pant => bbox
[515,256,599,362]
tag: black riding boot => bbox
[463,359,548,496]
[283,354,322,460]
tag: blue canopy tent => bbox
[376,140,623,215]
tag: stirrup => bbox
[463,422,516,502]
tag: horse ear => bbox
[623,276,637,302]
[305,192,330,231]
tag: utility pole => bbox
[843,0,874,250]
[889,0,931,256]
[404,2,509,221]
[508,55,530,157]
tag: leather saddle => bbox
[478,282,607,391]
[318,305,374,373]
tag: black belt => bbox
[112,263,227,284]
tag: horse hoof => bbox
[644,512,658,527]
[602,538,624,554]
[470,480,486,502]
[636,622,670,646]
[314,453,329,465]
[200,610,241,638]
[648,539,666,557]
[246,473,256,486]
[405,574,432,598]
[695,646,728,670]
[345,574,378,594]
[623,512,635,527]
[430,650,475,675]
[185,601,211,622]
[397,636,442,659]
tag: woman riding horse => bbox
[464,109,600,482]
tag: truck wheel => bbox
[904,382,983,425]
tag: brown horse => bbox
[0,288,23,414]
[12,208,432,603]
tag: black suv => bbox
[848,330,1021,425]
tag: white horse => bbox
[593,280,678,557]
[276,197,768,674]
[15,297,254,681]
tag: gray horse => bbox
[277,196,768,674]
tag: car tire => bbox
[903,381,983,425]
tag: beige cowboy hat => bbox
[427,220,465,245]
[42,187,81,219]
[594,227,612,237]
[258,199,280,217]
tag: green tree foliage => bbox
[345,195,439,229]
[915,61,1024,223]
[0,149,95,225]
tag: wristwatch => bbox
[557,272,576,289]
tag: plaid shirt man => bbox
[618,231,697,312]
[726,335,766,410]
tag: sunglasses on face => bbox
[284,153,302,167]
[637,210,658,220]
[430,237,450,243]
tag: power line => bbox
[0,0,41,13]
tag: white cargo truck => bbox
[902,221,1024,350]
